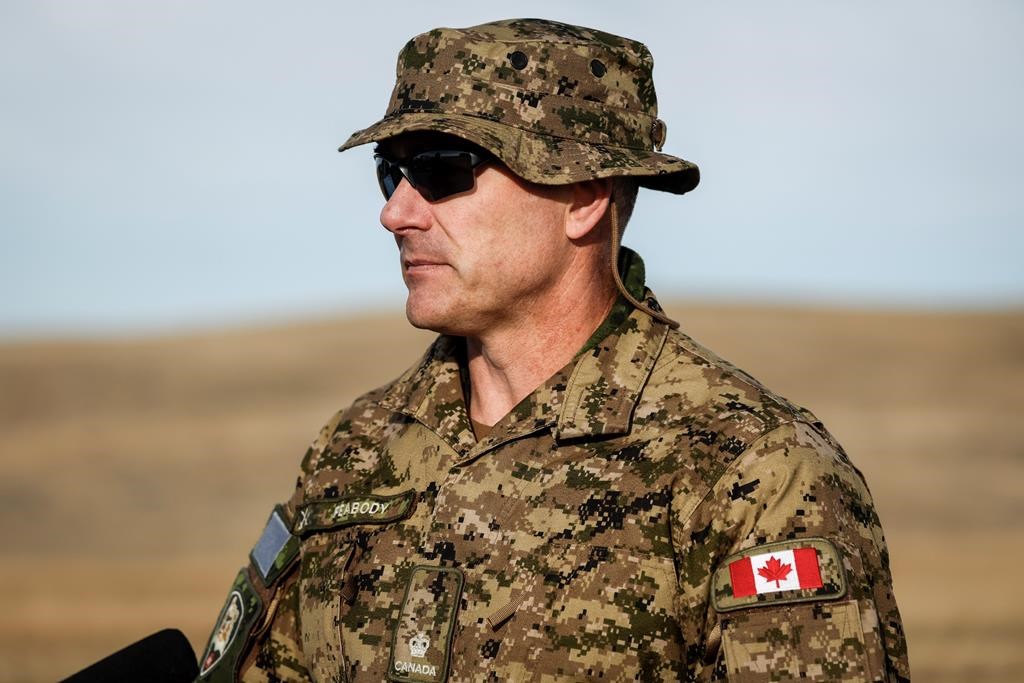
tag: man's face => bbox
[377,132,576,337]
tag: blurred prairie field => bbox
[0,305,1021,681]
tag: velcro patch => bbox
[250,505,299,587]
[198,569,263,681]
[388,565,464,683]
[294,490,416,536]
[712,538,846,613]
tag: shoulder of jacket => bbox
[639,327,845,470]
[297,338,444,484]
[305,382,397,454]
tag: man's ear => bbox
[564,179,612,241]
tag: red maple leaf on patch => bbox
[757,556,793,588]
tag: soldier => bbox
[197,18,909,682]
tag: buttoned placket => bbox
[369,308,669,679]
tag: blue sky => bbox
[2,1,1022,337]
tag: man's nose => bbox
[380,178,432,235]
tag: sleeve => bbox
[237,569,309,681]
[672,420,911,682]
[197,412,348,682]
[194,496,310,683]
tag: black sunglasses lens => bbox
[375,150,486,202]
[417,157,477,202]
[375,156,403,200]
[409,153,476,201]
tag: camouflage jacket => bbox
[199,291,909,682]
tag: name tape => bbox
[294,490,416,535]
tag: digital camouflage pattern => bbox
[211,258,909,682]
[339,19,700,195]
[194,17,909,682]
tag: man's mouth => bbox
[402,256,449,274]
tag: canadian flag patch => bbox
[729,547,824,597]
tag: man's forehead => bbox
[374,131,482,158]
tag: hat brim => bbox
[339,112,699,195]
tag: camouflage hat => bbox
[339,18,699,195]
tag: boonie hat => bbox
[339,18,699,195]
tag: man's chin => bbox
[405,300,452,334]
[405,298,476,336]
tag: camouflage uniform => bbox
[197,18,909,683]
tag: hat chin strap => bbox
[608,193,680,330]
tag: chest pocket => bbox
[295,490,417,683]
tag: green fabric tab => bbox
[577,246,646,358]
[712,538,847,613]
[388,565,465,683]
[294,490,416,536]
[197,569,264,681]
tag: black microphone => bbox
[59,628,198,683]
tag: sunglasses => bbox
[374,148,492,202]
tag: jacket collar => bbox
[553,306,668,441]
[378,300,669,458]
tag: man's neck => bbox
[465,284,616,428]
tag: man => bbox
[197,18,909,682]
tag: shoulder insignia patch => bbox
[198,569,263,681]
[712,538,847,612]
[249,505,299,587]
[295,490,416,536]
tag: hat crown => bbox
[387,18,663,150]
[339,17,699,196]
